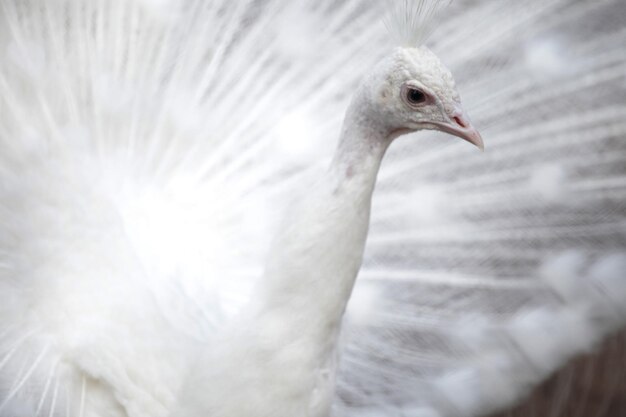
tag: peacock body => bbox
[0,1,625,416]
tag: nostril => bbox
[453,115,468,129]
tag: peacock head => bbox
[364,46,483,150]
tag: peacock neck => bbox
[252,95,392,350]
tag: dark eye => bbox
[406,88,426,105]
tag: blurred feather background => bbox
[490,330,626,417]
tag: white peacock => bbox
[0,1,624,417]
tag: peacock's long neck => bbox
[252,96,391,354]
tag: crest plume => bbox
[383,0,452,46]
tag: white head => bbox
[358,46,483,149]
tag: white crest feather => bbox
[383,0,452,46]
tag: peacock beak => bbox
[451,123,484,151]
[442,107,484,151]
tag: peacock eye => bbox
[406,88,426,105]
[401,84,429,108]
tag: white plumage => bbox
[0,1,625,416]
